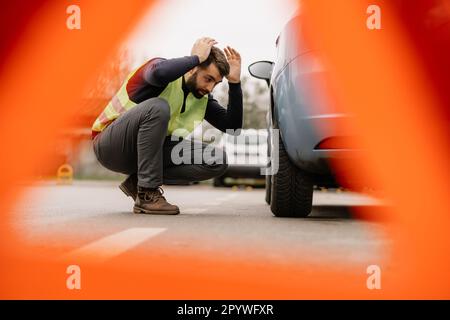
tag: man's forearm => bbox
[227,83,243,130]
[204,83,243,132]
[143,56,200,87]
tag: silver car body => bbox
[270,14,359,176]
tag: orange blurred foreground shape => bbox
[0,0,449,298]
[301,0,450,297]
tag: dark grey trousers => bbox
[93,97,228,188]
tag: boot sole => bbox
[119,184,136,201]
[133,206,180,215]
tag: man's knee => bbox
[142,97,170,123]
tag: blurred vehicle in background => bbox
[249,12,361,218]
[213,129,268,187]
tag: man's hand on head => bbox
[191,37,218,63]
[224,46,241,84]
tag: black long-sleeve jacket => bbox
[126,55,243,132]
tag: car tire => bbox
[270,133,314,217]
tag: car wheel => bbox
[270,133,314,217]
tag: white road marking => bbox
[62,227,166,263]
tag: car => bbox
[248,13,360,217]
[213,129,268,187]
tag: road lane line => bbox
[62,227,166,263]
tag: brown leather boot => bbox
[119,174,138,201]
[133,187,180,215]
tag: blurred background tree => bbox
[85,50,133,100]
[47,50,134,181]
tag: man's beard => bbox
[185,72,206,98]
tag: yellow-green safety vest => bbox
[92,67,208,138]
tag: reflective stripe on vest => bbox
[92,69,208,138]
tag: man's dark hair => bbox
[198,46,230,77]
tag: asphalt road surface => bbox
[10,181,389,272]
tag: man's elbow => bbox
[151,68,167,82]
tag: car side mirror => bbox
[248,61,274,86]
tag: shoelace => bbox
[156,187,166,200]
[143,187,166,202]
